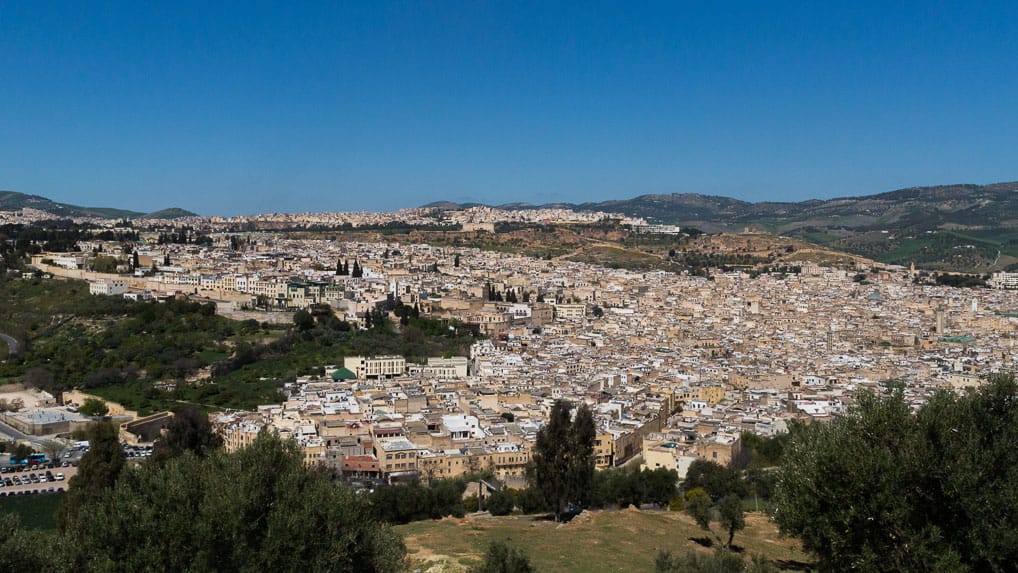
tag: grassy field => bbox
[566,245,676,271]
[0,493,63,529]
[398,509,812,572]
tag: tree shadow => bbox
[774,559,814,571]
[688,536,713,548]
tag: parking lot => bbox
[0,466,76,496]
[0,442,150,498]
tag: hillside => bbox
[428,182,1018,271]
[142,207,198,219]
[0,190,194,220]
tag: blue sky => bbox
[2,2,1016,215]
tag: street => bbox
[0,332,19,355]
[0,419,48,448]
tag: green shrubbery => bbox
[2,426,405,573]
[369,478,468,524]
[773,373,1018,572]
[0,278,478,413]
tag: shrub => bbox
[486,489,515,516]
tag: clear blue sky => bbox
[3,2,1017,215]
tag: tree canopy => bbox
[56,421,124,530]
[686,490,746,550]
[77,398,109,417]
[528,399,596,521]
[773,372,1018,572]
[36,430,405,572]
[151,405,223,462]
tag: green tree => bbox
[40,438,67,463]
[643,467,679,506]
[686,490,745,550]
[59,432,405,572]
[772,375,1018,571]
[0,514,76,572]
[369,479,467,524]
[683,459,745,501]
[529,399,596,521]
[293,309,315,331]
[568,401,596,507]
[90,255,120,274]
[152,405,223,462]
[57,421,125,531]
[77,398,109,417]
[717,494,746,548]
[486,488,516,516]
[468,541,535,573]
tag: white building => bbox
[419,356,469,378]
[989,272,1018,290]
[89,279,127,296]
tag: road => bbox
[0,332,18,355]
[0,419,48,447]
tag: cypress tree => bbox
[529,400,596,521]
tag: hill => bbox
[142,207,198,219]
[0,190,194,220]
[427,182,1018,271]
[398,509,810,572]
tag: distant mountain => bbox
[143,207,198,219]
[420,200,484,210]
[0,191,195,220]
[427,182,1018,271]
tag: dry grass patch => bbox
[398,509,811,573]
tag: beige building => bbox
[374,438,421,480]
[553,303,586,320]
[213,413,267,452]
[344,355,406,379]
[594,432,615,469]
